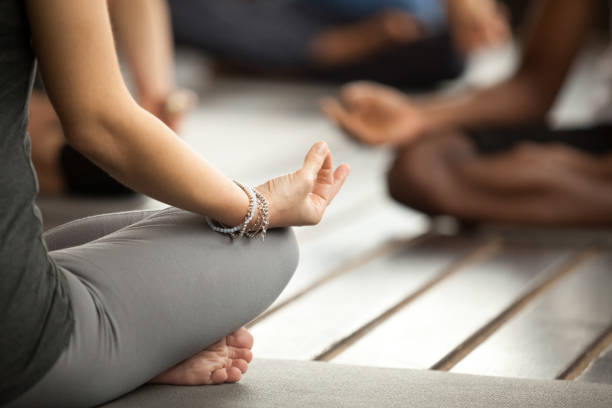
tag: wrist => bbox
[206,181,266,237]
[418,103,453,135]
[394,105,428,142]
[255,184,279,229]
[213,181,252,227]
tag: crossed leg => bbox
[387,130,612,225]
[10,207,298,408]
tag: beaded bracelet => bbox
[205,181,257,236]
[244,189,270,240]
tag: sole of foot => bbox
[150,327,254,386]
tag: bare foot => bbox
[150,327,254,386]
[310,10,423,69]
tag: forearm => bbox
[417,74,550,133]
[66,101,250,227]
[108,0,174,102]
[416,0,595,135]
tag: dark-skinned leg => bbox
[387,131,612,225]
[387,132,476,216]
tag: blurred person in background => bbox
[168,0,510,87]
[324,0,612,226]
[30,0,195,197]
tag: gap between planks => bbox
[431,248,597,372]
[314,239,503,362]
[558,325,612,380]
[247,236,427,328]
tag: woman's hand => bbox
[322,81,425,146]
[257,142,350,228]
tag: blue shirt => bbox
[304,0,446,30]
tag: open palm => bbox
[257,142,350,228]
[322,81,424,146]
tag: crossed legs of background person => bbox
[386,132,612,225]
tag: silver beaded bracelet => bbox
[205,181,257,236]
[244,189,270,240]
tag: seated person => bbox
[168,0,510,87]
[323,0,612,226]
[1,0,349,407]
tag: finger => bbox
[340,82,378,110]
[163,89,198,132]
[322,151,332,170]
[321,98,374,143]
[315,152,335,185]
[340,81,383,103]
[165,89,198,115]
[302,141,329,177]
[321,97,350,123]
[325,163,351,205]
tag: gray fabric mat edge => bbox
[102,359,612,408]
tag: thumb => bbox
[302,142,329,177]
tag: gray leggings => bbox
[8,207,298,408]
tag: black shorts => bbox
[465,123,612,156]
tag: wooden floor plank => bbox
[331,243,576,369]
[578,342,612,385]
[268,199,426,311]
[452,253,612,380]
[251,235,490,360]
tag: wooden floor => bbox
[38,45,612,386]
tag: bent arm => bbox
[107,0,175,105]
[419,0,596,132]
[26,0,249,226]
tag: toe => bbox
[230,347,253,363]
[226,367,243,383]
[205,337,227,352]
[228,328,254,349]
[211,368,228,384]
[232,359,249,374]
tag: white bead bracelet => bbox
[205,181,257,236]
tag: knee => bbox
[266,227,299,283]
[386,139,447,214]
[247,227,299,306]
[386,132,475,215]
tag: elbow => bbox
[62,120,100,155]
[62,119,109,165]
[61,97,136,158]
[60,100,136,175]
